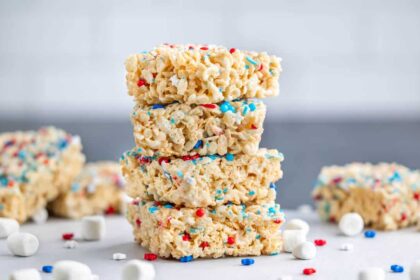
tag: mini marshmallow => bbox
[410,260,420,280]
[358,267,385,280]
[81,216,106,241]
[284,219,310,235]
[292,241,316,260]
[282,229,306,253]
[296,204,313,214]
[122,260,156,280]
[52,260,92,280]
[7,232,39,257]
[339,213,364,236]
[340,243,354,251]
[63,240,78,249]
[0,218,19,238]
[9,268,41,280]
[31,208,48,224]
[113,253,127,260]
[277,276,293,280]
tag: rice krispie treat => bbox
[313,162,420,230]
[49,161,125,219]
[0,127,85,223]
[131,99,266,157]
[127,200,284,259]
[125,44,281,105]
[121,148,283,208]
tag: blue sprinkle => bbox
[71,183,80,192]
[225,153,234,161]
[0,176,8,186]
[364,230,376,238]
[148,206,158,214]
[242,105,249,116]
[176,170,184,178]
[57,139,68,150]
[218,87,223,93]
[170,118,176,124]
[193,140,203,149]
[219,101,231,113]
[245,56,258,65]
[163,203,174,209]
[245,65,250,69]
[248,190,255,196]
[180,255,193,262]
[241,258,255,266]
[256,234,261,239]
[391,264,404,273]
[389,171,402,183]
[152,104,165,110]
[17,150,26,160]
[223,188,228,193]
[248,103,256,112]
[42,265,53,273]
[268,207,276,215]
[269,182,277,189]
[208,154,219,161]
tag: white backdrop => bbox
[1,0,420,121]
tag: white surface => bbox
[0,211,419,280]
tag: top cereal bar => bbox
[125,44,282,105]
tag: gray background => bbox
[1,0,420,208]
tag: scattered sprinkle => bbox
[390,264,404,273]
[246,56,258,65]
[200,241,210,249]
[200,104,217,109]
[180,255,193,262]
[364,230,376,238]
[196,208,205,218]
[62,233,74,241]
[227,236,235,245]
[144,253,158,261]
[137,78,147,87]
[113,253,127,261]
[42,265,53,273]
[225,153,234,161]
[63,240,78,249]
[241,258,255,266]
[229,48,236,54]
[314,239,327,246]
[303,268,316,275]
[151,104,165,110]
[193,140,203,150]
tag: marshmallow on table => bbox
[296,204,313,214]
[7,232,39,257]
[292,241,316,260]
[113,253,127,260]
[122,260,156,280]
[9,268,41,280]
[52,260,92,280]
[0,218,19,238]
[284,219,310,235]
[340,243,354,251]
[282,229,306,253]
[339,213,364,236]
[81,216,106,241]
[411,260,420,280]
[277,276,293,280]
[358,268,385,280]
[31,208,48,224]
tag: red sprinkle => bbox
[251,124,258,130]
[182,154,200,161]
[229,48,236,54]
[200,104,217,109]
[329,216,336,223]
[137,78,147,87]
[62,233,74,240]
[200,47,209,51]
[332,177,343,184]
[105,206,116,215]
[182,233,191,241]
[401,213,407,221]
[258,64,263,71]
[138,156,151,164]
[196,208,205,218]
[227,236,235,245]
[158,157,170,165]
[144,253,158,261]
[303,268,316,275]
[314,239,327,246]
[200,241,210,249]
[135,218,142,227]
[273,219,282,224]
[414,193,420,201]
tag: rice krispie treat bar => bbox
[121,148,283,208]
[127,200,284,259]
[313,162,420,230]
[0,127,85,223]
[131,99,266,157]
[49,161,125,219]
[125,44,281,105]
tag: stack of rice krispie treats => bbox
[122,44,286,260]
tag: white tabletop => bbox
[1,210,418,280]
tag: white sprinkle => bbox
[64,240,78,249]
[282,229,307,253]
[410,260,420,280]
[9,268,41,280]
[284,219,310,235]
[340,243,354,251]
[31,208,48,224]
[169,75,179,86]
[52,260,92,280]
[7,232,39,257]
[277,276,293,280]
[122,260,155,280]
[81,216,106,241]
[113,253,127,261]
[292,241,317,260]
[358,267,385,280]
[339,213,364,236]
[0,218,19,238]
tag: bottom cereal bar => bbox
[0,127,85,223]
[49,162,125,218]
[126,200,284,259]
[312,162,420,230]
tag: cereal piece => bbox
[0,127,85,223]
[7,232,39,257]
[282,229,306,253]
[339,213,364,236]
[121,260,155,280]
[410,260,420,280]
[49,162,124,219]
[52,260,92,280]
[292,241,316,260]
[81,216,106,241]
[126,201,284,259]
[113,253,127,261]
[284,219,310,235]
[9,268,41,280]
[63,240,78,249]
[339,243,354,251]
[125,44,281,106]
[313,163,420,230]
[364,230,376,238]
[131,100,266,157]
[241,258,255,266]
[31,208,48,224]
[121,148,283,208]
[358,267,385,280]
[0,217,19,238]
